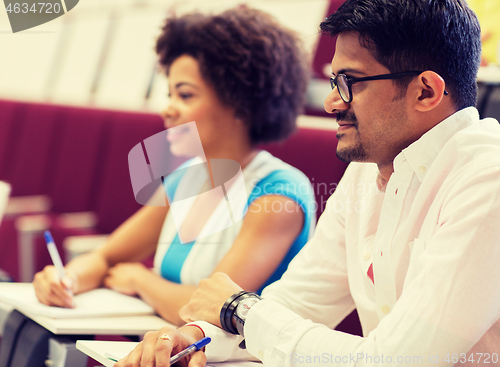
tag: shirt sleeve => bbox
[188,168,354,363]
[188,321,256,362]
[244,166,500,367]
[259,187,354,328]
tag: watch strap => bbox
[220,291,251,334]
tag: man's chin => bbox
[336,146,368,163]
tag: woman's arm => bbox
[212,195,304,290]
[33,201,168,307]
[112,195,305,325]
[105,265,197,325]
[71,204,168,291]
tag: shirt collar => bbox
[394,107,480,182]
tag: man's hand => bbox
[33,265,76,308]
[180,272,243,327]
[114,325,206,367]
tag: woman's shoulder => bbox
[244,150,311,184]
[246,151,314,204]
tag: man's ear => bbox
[411,71,447,112]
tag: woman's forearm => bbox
[132,269,197,325]
[65,251,109,294]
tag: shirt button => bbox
[381,305,390,314]
[419,166,427,173]
[362,252,371,261]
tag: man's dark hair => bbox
[156,7,309,145]
[320,0,481,109]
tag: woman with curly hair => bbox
[32,6,314,325]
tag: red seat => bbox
[47,105,113,214]
[0,100,28,177]
[262,127,348,218]
[46,111,165,275]
[1,102,63,196]
[91,110,165,233]
[0,101,63,281]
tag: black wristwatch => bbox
[220,291,262,337]
[233,294,261,337]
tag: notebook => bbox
[0,283,154,319]
[76,340,263,367]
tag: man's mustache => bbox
[336,111,358,125]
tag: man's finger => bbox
[155,333,174,367]
[114,340,144,366]
[188,350,207,367]
[139,331,162,367]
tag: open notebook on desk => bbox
[76,340,262,367]
[0,283,154,319]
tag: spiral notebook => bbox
[0,283,154,319]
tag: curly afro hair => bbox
[155,6,310,145]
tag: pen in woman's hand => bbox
[44,230,75,305]
[44,231,66,281]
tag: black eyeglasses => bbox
[330,71,448,103]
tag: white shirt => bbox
[197,107,500,366]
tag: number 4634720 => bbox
[5,3,62,14]
[444,353,498,364]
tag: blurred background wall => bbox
[1,0,498,119]
[0,0,343,116]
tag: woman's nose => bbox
[160,104,178,127]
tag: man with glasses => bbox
[116,0,500,366]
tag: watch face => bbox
[236,297,260,319]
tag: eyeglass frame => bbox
[330,71,449,103]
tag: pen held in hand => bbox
[44,230,66,280]
[170,336,211,365]
[44,230,74,303]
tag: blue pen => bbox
[44,231,74,304]
[44,231,66,280]
[169,337,211,365]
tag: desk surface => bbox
[77,340,263,367]
[0,283,172,335]
[0,299,171,335]
[25,312,171,335]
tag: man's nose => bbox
[324,88,349,114]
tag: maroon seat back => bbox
[92,110,164,233]
[0,102,63,197]
[262,127,348,218]
[47,105,112,213]
[0,100,28,177]
[311,0,345,80]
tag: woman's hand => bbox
[103,262,150,296]
[180,272,242,327]
[33,265,77,308]
[114,325,206,367]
